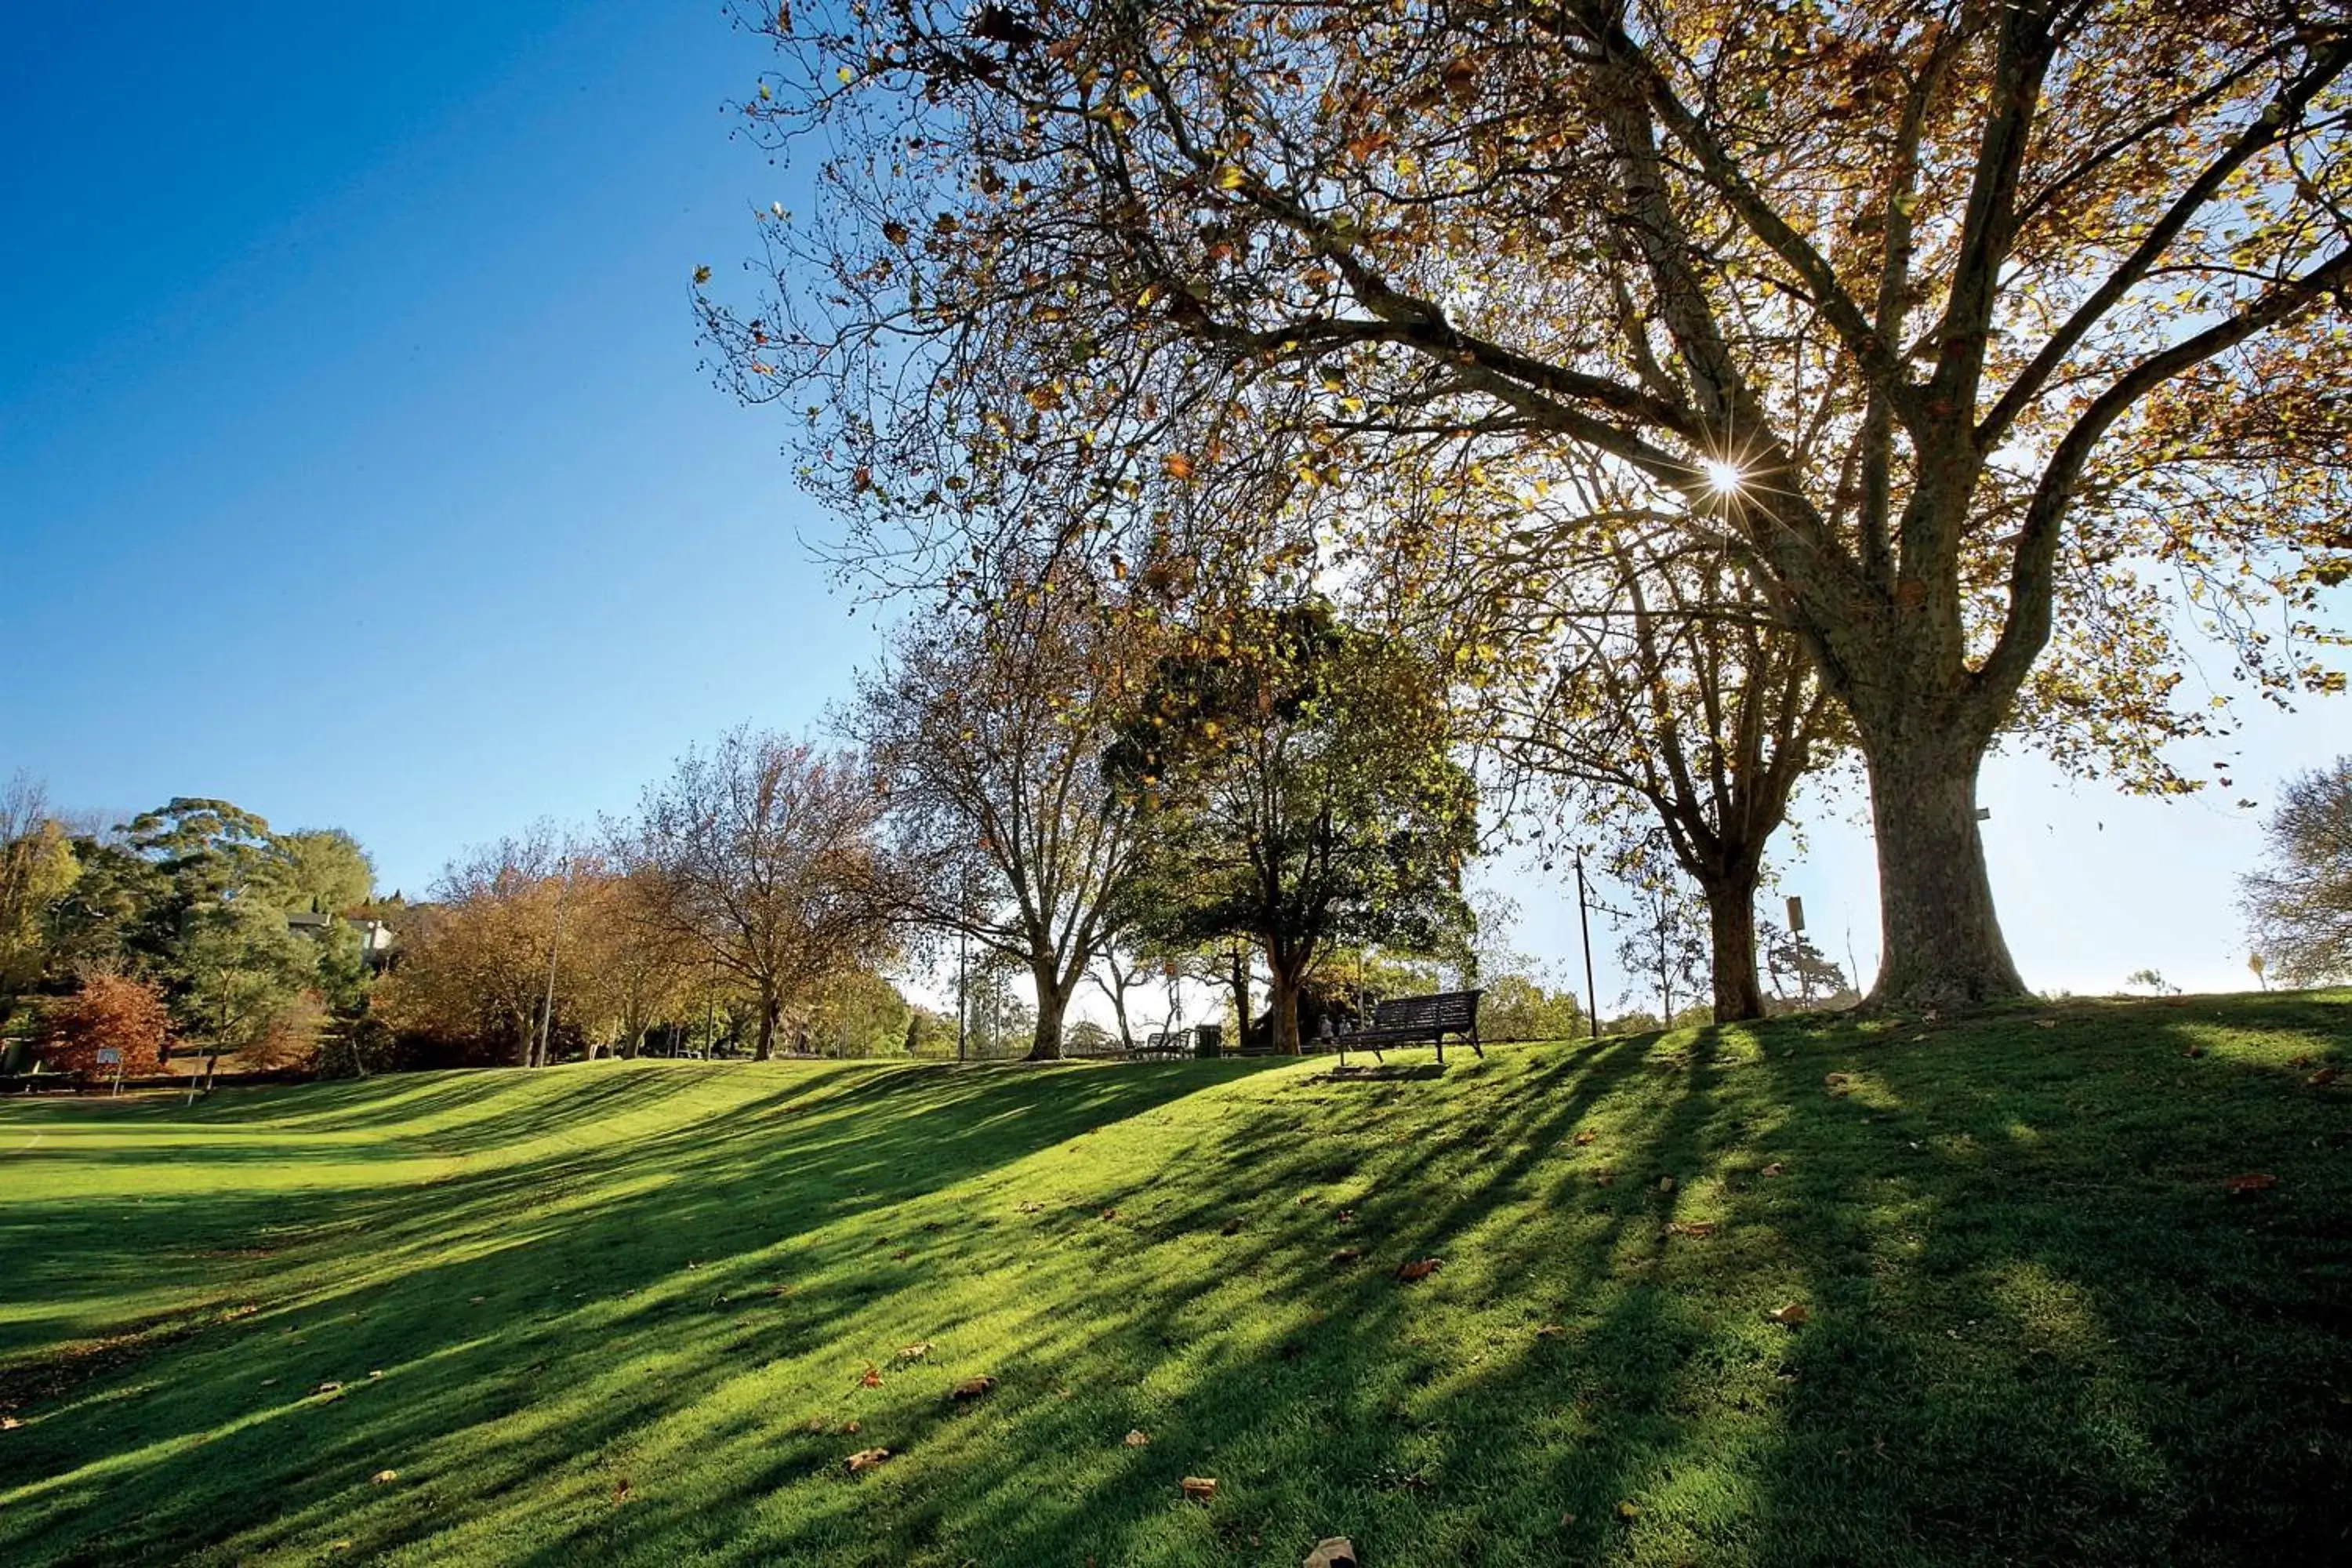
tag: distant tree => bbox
[847,559,1144,1060]
[2242,757,2352,986]
[1109,600,1477,1054]
[635,729,896,1060]
[176,899,316,1094]
[376,827,580,1065]
[1,775,79,1000]
[42,973,171,1079]
[807,969,913,1058]
[274,829,376,914]
[1614,869,1711,1028]
[1479,973,1584,1044]
[1760,921,1857,1010]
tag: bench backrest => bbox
[1369,989,1481,1033]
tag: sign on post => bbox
[1786,896,1806,934]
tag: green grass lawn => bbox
[3,993,2349,1566]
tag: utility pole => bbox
[1575,851,1601,1040]
[956,927,968,1062]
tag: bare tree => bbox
[844,572,1142,1060]
[634,729,895,1061]
[2242,756,2352,985]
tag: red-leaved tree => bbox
[44,974,172,1077]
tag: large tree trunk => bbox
[1700,867,1767,1022]
[1025,961,1069,1061]
[755,993,778,1061]
[1228,946,1250,1047]
[1863,734,2027,1009]
[1268,960,1305,1055]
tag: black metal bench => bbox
[1331,989,1483,1066]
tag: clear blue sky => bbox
[1,3,2341,1011]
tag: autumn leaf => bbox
[1212,164,1247,191]
[846,1446,891,1475]
[898,1342,932,1362]
[1100,1207,1119,1220]
[1180,1475,1219,1501]
[1304,1537,1360,1568]
[1657,1176,1675,1192]
[2225,1172,2278,1196]
[371,1469,398,1485]
[1535,1323,1565,1338]
[1761,1162,1786,1178]
[612,1477,632,1503]
[1124,1428,1151,1446]
[1396,1258,1442,1282]
[882,220,910,247]
[1669,1220,1716,1238]
[840,1420,861,1434]
[1220,1216,1246,1235]
[1330,1246,1363,1264]
[1824,1072,1851,1092]
[1766,1302,1809,1326]
[692,265,712,286]
[1161,452,1196,481]
[2308,1066,2340,1087]
[950,1376,997,1401]
[1573,1130,1597,1145]
[859,1364,884,1388]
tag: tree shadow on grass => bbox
[5,999,2348,1566]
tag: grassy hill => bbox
[3,993,2349,1566]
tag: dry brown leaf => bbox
[0,1417,22,1431]
[1303,1537,1359,1568]
[1180,1475,1218,1501]
[371,1468,398,1484]
[2309,1066,2341,1087]
[2226,1172,2279,1196]
[804,1416,829,1433]
[1761,1162,1786,1178]
[1220,1217,1246,1236]
[840,1420,860,1435]
[1766,1302,1809,1327]
[950,1376,997,1401]
[1334,1208,1356,1224]
[1535,1323,1565,1338]
[1330,1246,1363,1264]
[2183,1045,2207,1058]
[612,1476,632,1502]
[1101,1207,1120,1220]
[1669,1220,1717,1238]
[1124,1428,1151,1446]
[846,1446,891,1474]
[1573,1130,1598,1146]
[897,1342,931,1362]
[1396,1258,1442,1283]
[1594,1168,1615,1186]
[1824,1073,1851,1092]
[315,1381,343,1396]
[859,1365,884,1388]
[1657,1176,1676,1192]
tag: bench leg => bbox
[1436,1035,1445,1066]
[1469,1028,1483,1059]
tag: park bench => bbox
[1331,989,1483,1066]
[1135,1030,1190,1059]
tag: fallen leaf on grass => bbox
[804,1417,829,1433]
[1330,1247,1363,1265]
[2034,1018,2058,1029]
[1594,1168,1615,1186]
[1657,1176,1675,1192]
[950,1376,996,1401]
[1573,1130,1597,1146]
[840,1420,860,1434]
[1617,1501,1641,1519]
[846,1447,891,1475]
[1761,1162,1785,1178]
[1334,1208,1356,1225]
[1824,1073,1851,1093]
[2225,1172,2278,1196]
[1535,1323,1565,1338]
[1180,1476,1218,1501]
[1766,1302,1810,1326]
[372,1469,398,1485]
[1101,1207,1120,1220]
[2183,1046,2207,1058]
[2309,1067,2341,1087]
[1396,1258,1442,1283]
[897,1342,931,1362]
[1220,1217,1247,1236]
[1303,1537,1359,1568]
[890,1248,914,1261]
[315,1381,343,1396]
[1124,1428,1151,1446]
[1668,1220,1717,1239]
[858,1365,884,1388]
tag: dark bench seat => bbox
[1331,988,1483,1065]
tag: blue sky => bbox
[1,3,2341,1014]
